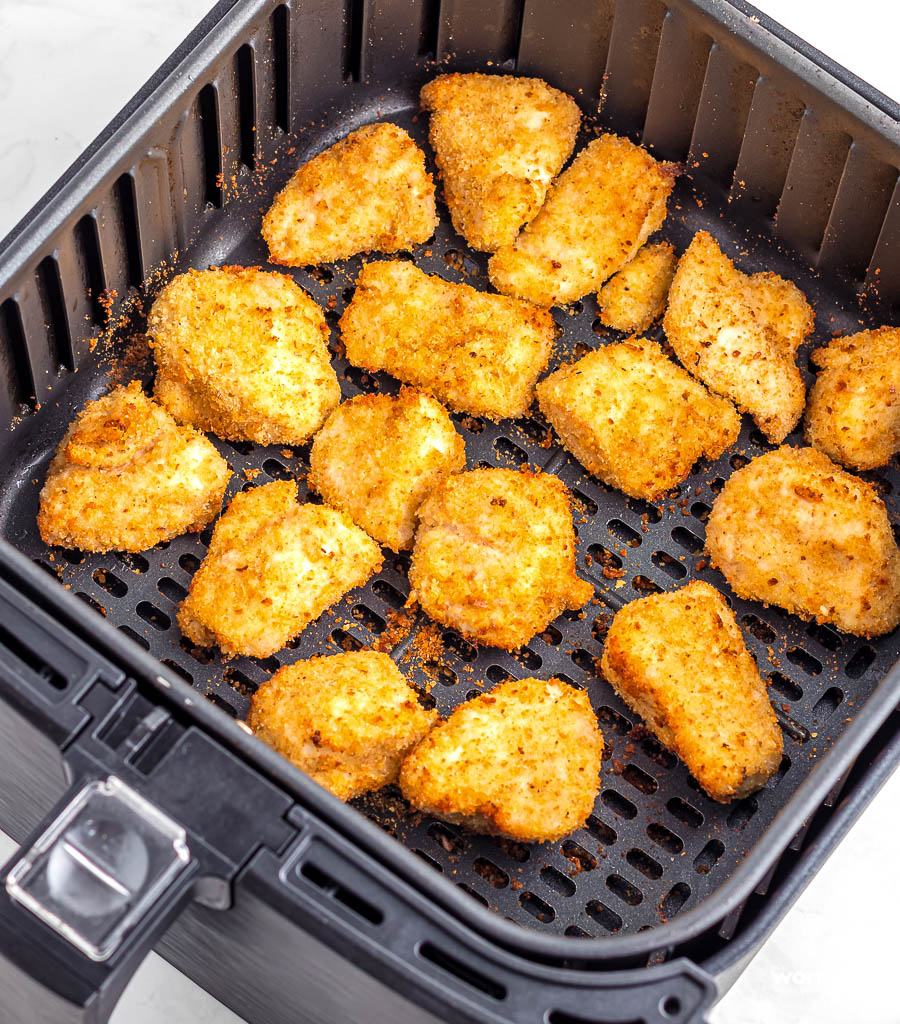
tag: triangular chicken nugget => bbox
[488,134,675,306]
[399,677,604,842]
[262,123,438,265]
[420,73,581,252]
[38,382,231,553]
[663,232,813,443]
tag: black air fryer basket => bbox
[0,1,898,1021]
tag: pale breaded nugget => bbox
[536,338,740,500]
[420,73,581,252]
[600,581,783,803]
[663,232,813,443]
[487,134,675,306]
[399,677,604,842]
[409,468,594,649]
[340,261,555,419]
[596,242,677,333]
[309,388,466,551]
[805,326,900,470]
[248,652,437,801]
[38,382,231,553]
[261,123,437,265]
[707,446,900,637]
[149,267,340,446]
[179,481,383,658]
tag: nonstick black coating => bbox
[0,95,897,939]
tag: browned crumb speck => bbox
[399,676,604,842]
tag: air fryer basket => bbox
[0,1,898,1022]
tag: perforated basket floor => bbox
[1,99,897,940]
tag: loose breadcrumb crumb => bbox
[488,134,676,306]
[537,338,740,500]
[804,326,900,470]
[706,446,900,637]
[399,677,604,842]
[420,72,581,252]
[601,580,783,802]
[38,381,231,553]
[248,652,437,801]
[262,123,437,265]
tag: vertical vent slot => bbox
[273,4,291,132]
[418,0,442,57]
[37,256,74,371]
[236,44,257,169]
[116,172,144,287]
[75,213,107,326]
[198,84,223,208]
[418,942,506,1000]
[0,298,35,408]
[344,0,365,82]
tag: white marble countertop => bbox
[0,2,897,1022]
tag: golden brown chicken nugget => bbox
[340,260,555,419]
[309,388,466,551]
[663,232,813,443]
[38,382,231,553]
[536,338,740,500]
[262,123,437,265]
[596,242,677,333]
[805,326,900,470]
[149,266,340,446]
[409,468,594,649]
[420,73,581,252]
[399,677,603,842]
[706,446,900,636]
[600,581,783,802]
[248,652,437,801]
[179,480,383,658]
[487,134,675,306]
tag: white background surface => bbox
[0,1,898,1022]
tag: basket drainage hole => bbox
[647,823,683,854]
[652,550,686,579]
[813,686,843,722]
[785,647,822,676]
[666,797,703,828]
[606,873,643,905]
[330,628,362,651]
[178,552,202,575]
[585,900,622,933]
[473,858,508,888]
[660,995,682,1018]
[118,624,150,651]
[540,866,575,897]
[561,840,597,873]
[693,839,724,874]
[519,891,555,923]
[626,848,663,880]
[600,789,637,819]
[371,579,406,609]
[768,672,802,701]
[845,644,876,679]
[206,691,237,717]
[608,518,642,547]
[115,551,149,573]
[494,437,528,466]
[659,882,691,921]
[352,603,386,634]
[92,569,127,597]
[570,488,599,517]
[157,577,188,603]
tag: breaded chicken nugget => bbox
[707,446,900,636]
[409,468,594,649]
[663,232,813,443]
[248,652,437,800]
[179,481,383,658]
[596,242,677,333]
[149,267,340,446]
[420,73,581,252]
[261,123,437,265]
[600,581,783,802]
[340,261,555,418]
[487,134,675,306]
[309,388,466,551]
[38,382,231,553]
[805,326,900,470]
[536,338,740,500]
[399,677,603,842]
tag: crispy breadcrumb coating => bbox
[399,677,603,842]
[261,123,437,265]
[309,388,466,551]
[38,382,231,553]
[179,481,383,658]
[707,446,900,637]
[600,581,783,802]
[805,326,900,470]
[248,652,437,801]
[420,73,581,252]
[409,468,594,649]
[663,232,813,443]
[340,261,556,419]
[596,242,677,333]
[487,134,675,306]
[536,338,740,500]
[149,266,340,446]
